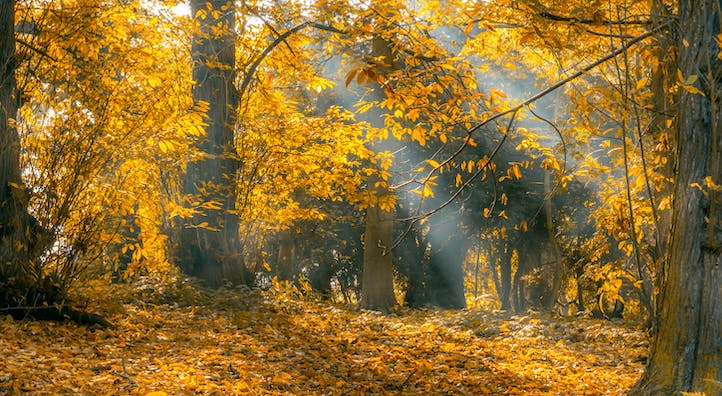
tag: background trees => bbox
[1,0,720,392]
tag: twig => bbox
[112,355,134,385]
[238,21,345,101]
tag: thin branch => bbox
[537,11,652,26]
[387,23,669,251]
[238,22,345,101]
[16,38,57,62]
[467,23,668,138]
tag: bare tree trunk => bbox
[632,0,722,393]
[0,0,24,276]
[498,248,512,310]
[173,0,245,287]
[0,0,38,292]
[360,202,397,312]
[544,170,564,312]
[359,36,398,312]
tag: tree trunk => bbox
[631,1,722,393]
[276,229,295,282]
[400,224,427,307]
[512,246,529,312]
[360,203,397,311]
[174,0,245,287]
[0,0,39,298]
[498,248,512,310]
[0,0,24,275]
[359,36,398,312]
[544,170,564,312]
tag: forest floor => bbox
[0,280,649,395]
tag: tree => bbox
[0,0,53,315]
[359,36,398,312]
[0,0,30,298]
[173,0,246,287]
[631,0,722,393]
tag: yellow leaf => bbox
[273,373,292,385]
[682,84,705,96]
[464,22,474,35]
[426,159,441,168]
[145,392,168,396]
[502,61,517,70]
[635,77,648,90]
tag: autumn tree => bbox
[173,0,246,287]
[0,0,39,307]
[632,0,722,393]
[359,35,398,312]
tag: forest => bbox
[0,0,721,394]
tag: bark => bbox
[0,0,24,275]
[498,248,512,310]
[632,0,722,393]
[359,36,398,312]
[544,170,564,311]
[360,203,397,312]
[276,229,295,282]
[0,0,43,297]
[174,0,245,287]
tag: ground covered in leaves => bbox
[0,282,648,395]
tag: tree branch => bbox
[238,22,345,101]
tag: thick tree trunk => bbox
[359,36,398,312]
[632,1,722,393]
[0,0,23,275]
[0,0,37,294]
[174,0,245,287]
[360,203,397,311]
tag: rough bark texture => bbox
[360,203,397,312]
[0,0,43,303]
[0,0,24,275]
[359,36,398,312]
[632,0,722,393]
[174,0,245,288]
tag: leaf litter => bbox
[0,285,647,395]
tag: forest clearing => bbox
[1,282,647,395]
[1,0,721,394]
